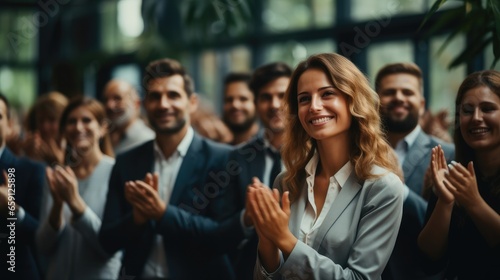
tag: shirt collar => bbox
[0,145,5,159]
[263,137,280,153]
[305,150,353,187]
[153,127,194,160]
[403,125,421,149]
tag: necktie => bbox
[267,148,282,186]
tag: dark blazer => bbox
[383,131,455,280]
[403,130,454,196]
[99,133,244,280]
[0,148,45,280]
[228,136,271,280]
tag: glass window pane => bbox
[264,0,312,33]
[351,0,425,21]
[229,45,251,72]
[200,50,217,99]
[367,40,414,84]
[264,39,336,68]
[484,43,500,71]
[429,34,466,115]
[0,67,36,110]
[312,0,335,27]
[0,9,37,62]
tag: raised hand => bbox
[430,146,454,204]
[445,161,481,210]
[51,165,86,217]
[247,178,296,255]
[125,172,165,223]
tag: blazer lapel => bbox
[402,131,430,181]
[312,172,362,250]
[289,182,308,236]
[169,133,202,205]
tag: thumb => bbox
[153,172,159,192]
[272,188,280,202]
[468,161,475,177]
[282,191,291,217]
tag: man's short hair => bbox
[0,92,10,119]
[223,72,251,87]
[143,58,194,96]
[375,62,423,93]
[249,62,292,98]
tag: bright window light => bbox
[118,0,144,37]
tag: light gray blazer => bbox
[255,165,404,280]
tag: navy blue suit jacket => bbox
[228,136,270,280]
[99,133,244,280]
[0,148,45,280]
[383,131,455,280]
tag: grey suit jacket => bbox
[255,165,404,280]
[403,131,454,196]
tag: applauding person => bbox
[36,97,121,280]
[418,70,500,279]
[247,53,404,279]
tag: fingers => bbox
[467,161,475,177]
[272,188,280,202]
[2,170,8,187]
[153,172,159,192]
[439,146,447,170]
[282,191,290,217]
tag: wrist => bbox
[69,195,86,218]
[276,231,297,258]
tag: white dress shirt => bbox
[141,127,194,279]
[394,125,422,168]
[299,151,353,246]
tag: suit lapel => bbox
[402,131,430,182]
[169,133,202,205]
[0,148,16,184]
[311,172,362,250]
[289,182,308,236]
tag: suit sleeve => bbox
[98,160,150,255]
[255,174,404,280]
[17,162,45,242]
[155,166,245,253]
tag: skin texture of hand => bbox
[431,145,455,205]
[445,161,482,210]
[247,178,297,257]
[0,171,16,217]
[47,165,86,218]
[24,133,65,165]
[125,172,166,223]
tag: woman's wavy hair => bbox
[454,70,500,196]
[282,53,401,202]
[60,97,114,162]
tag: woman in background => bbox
[23,91,68,165]
[247,53,404,279]
[418,70,500,279]
[36,97,121,280]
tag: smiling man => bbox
[227,62,292,280]
[103,79,154,155]
[375,62,454,280]
[222,72,259,146]
[99,59,243,280]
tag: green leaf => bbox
[420,7,462,39]
[449,36,493,69]
[419,0,449,31]
[436,9,485,54]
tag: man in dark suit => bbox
[0,93,45,280]
[228,62,292,280]
[376,63,454,280]
[99,59,243,279]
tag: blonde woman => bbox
[247,53,405,279]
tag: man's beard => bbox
[381,112,419,133]
[224,114,257,134]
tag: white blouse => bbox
[299,151,353,247]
